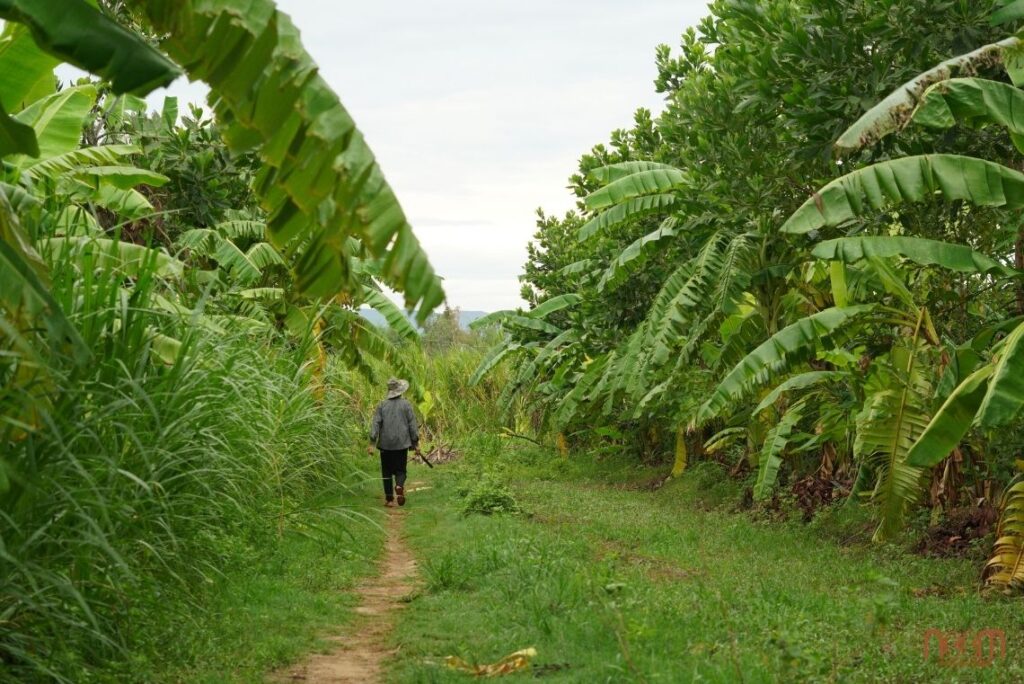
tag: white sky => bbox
[89,2,711,311]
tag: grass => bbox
[1,246,393,682]
[103,491,388,683]
[389,439,1024,682]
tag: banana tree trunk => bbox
[671,426,688,477]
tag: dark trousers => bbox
[379,449,408,500]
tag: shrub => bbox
[460,475,522,516]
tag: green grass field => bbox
[386,440,1023,683]
[91,482,389,683]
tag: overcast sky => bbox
[145,1,711,311]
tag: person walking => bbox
[368,378,421,507]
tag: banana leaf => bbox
[811,236,1014,277]
[783,155,1024,235]
[0,0,180,95]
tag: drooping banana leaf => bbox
[557,259,593,276]
[587,161,681,184]
[245,242,285,271]
[87,185,154,220]
[647,233,737,367]
[23,144,139,180]
[530,293,582,319]
[782,155,1024,235]
[469,342,520,387]
[0,0,180,95]
[213,238,261,284]
[906,365,994,467]
[811,236,1014,277]
[856,367,932,542]
[101,92,147,131]
[754,406,802,500]
[127,2,444,322]
[553,353,609,429]
[470,309,515,330]
[149,330,183,365]
[70,165,169,190]
[993,1,1024,25]
[834,37,1023,152]
[753,371,845,415]
[54,205,101,237]
[504,315,560,335]
[715,308,769,372]
[696,306,876,423]
[862,256,918,311]
[934,344,983,403]
[234,287,284,302]
[325,307,417,386]
[215,220,266,241]
[578,194,677,241]
[912,78,1024,152]
[971,314,1024,351]
[39,237,185,279]
[361,287,418,342]
[584,169,686,211]
[513,333,578,404]
[175,228,219,256]
[598,219,676,291]
[977,321,1024,427]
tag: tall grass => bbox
[1,248,369,682]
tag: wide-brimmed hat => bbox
[387,377,410,399]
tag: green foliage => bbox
[834,37,1023,152]
[811,236,1014,277]
[459,474,522,516]
[0,100,38,156]
[0,0,180,95]
[783,154,1024,235]
[0,3,452,678]
[697,307,876,423]
[127,0,444,319]
[0,23,58,113]
[907,365,993,468]
[753,405,802,500]
[481,0,1024,569]
[124,101,263,233]
[2,251,370,680]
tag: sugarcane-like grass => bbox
[1,252,379,682]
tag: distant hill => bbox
[358,308,489,331]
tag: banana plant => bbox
[469,293,586,429]
[771,33,1024,543]
[1,85,171,231]
[987,472,1024,592]
[0,0,179,159]
[1,0,444,324]
[553,160,795,436]
[784,33,1024,471]
[116,0,444,320]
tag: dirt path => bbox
[275,503,419,683]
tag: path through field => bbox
[277,500,419,684]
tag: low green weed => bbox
[459,475,522,516]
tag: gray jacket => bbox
[370,397,419,451]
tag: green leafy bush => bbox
[459,474,522,516]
